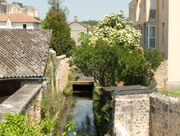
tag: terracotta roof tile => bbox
[0,15,9,22]
[0,29,52,79]
[9,13,41,23]
[0,13,41,23]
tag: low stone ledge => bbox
[0,84,42,121]
[57,55,66,60]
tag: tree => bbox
[42,0,75,56]
[90,12,142,50]
[70,12,163,87]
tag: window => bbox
[146,24,156,48]
[150,10,156,19]
[162,23,165,46]
[23,24,26,29]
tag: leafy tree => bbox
[90,12,142,49]
[70,12,163,87]
[42,0,75,56]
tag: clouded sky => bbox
[7,0,132,22]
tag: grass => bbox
[158,89,180,98]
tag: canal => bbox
[55,90,97,136]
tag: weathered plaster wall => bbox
[149,93,180,136]
[113,94,150,136]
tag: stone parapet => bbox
[149,93,180,136]
[113,94,150,136]
[0,84,42,123]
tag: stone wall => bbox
[113,94,150,136]
[56,55,69,92]
[149,93,180,136]
[48,49,70,92]
[152,60,168,90]
[0,84,43,123]
[0,2,38,17]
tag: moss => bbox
[50,51,56,92]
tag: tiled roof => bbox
[69,21,88,28]
[0,13,41,23]
[9,13,41,23]
[0,29,52,79]
[0,15,9,22]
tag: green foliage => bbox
[62,120,77,136]
[50,51,57,91]
[0,113,56,136]
[42,0,76,56]
[63,85,71,96]
[41,91,64,118]
[158,89,180,98]
[68,74,74,82]
[144,48,164,70]
[34,17,41,21]
[93,88,110,136]
[80,20,99,26]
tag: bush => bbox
[0,113,57,136]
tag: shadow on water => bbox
[55,90,97,136]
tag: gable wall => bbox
[69,22,87,46]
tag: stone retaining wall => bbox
[149,93,180,136]
[56,55,69,92]
[113,94,150,136]
[152,60,168,90]
[0,84,43,123]
[48,49,69,92]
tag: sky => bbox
[7,0,132,22]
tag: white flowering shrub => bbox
[90,12,141,49]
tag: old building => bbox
[0,0,38,17]
[69,16,88,46]
[0,29,52,97]
[129,0,180,89]
[0,13,42,29]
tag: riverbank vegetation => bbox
[93,87,111,135]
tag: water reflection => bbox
[56,90,97,136]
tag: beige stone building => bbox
[129,0,168,58]
[129,0,180,89]
[0,0,38,17]
[69,16,88,46]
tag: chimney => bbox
[74,16,78,22]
